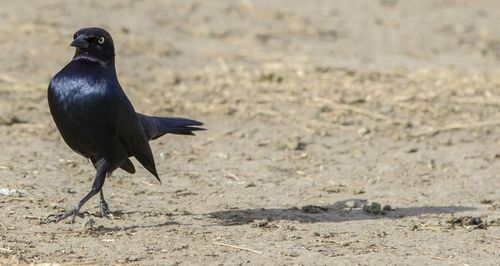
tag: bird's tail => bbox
[137,113,205,140]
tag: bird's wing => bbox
[109,91,160,182]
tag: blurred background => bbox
[1,1,499,265]
[2,0,500,77]
[1,0,500,137]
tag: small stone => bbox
[480,199,493,204]
[251,219,269,228]
[406,147,418,153]
[470,217,482,225]
[275,137,301,150]
[324,185,344,194]
[245,182,256,188]
[352,189,365,195]
[0,188,27,196]
[363,202,382,214]
[408,223,419,231]
[447,215,486,229]
[61,188,76,194]
[344,200,357,209]
[357,127,370,136]
[159,152,170,160]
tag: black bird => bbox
[47,27,204,223]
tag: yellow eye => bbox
[98,37,105,44]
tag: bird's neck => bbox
[72,54,115,68]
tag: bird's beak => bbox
[70,35,90,49]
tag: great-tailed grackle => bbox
[47,27,204,223]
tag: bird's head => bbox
[71,27,115,63]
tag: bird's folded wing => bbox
[110,98,160,182]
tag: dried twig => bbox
[412,120,500,137]
[452,97,500,106]
[430,256,456,262]
[9,254,19,264]
[0,220,8,230]
[312,97,405,124]
[69,260,105,265]
[223,170,241,181]
[212,241,262,254]
[0,247,13,253]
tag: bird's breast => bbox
[50,75,108,101]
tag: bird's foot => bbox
[45,207,83,223]
[99,200,113,218]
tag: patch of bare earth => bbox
[1,0,500,265]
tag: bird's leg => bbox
[99,189,112,217]
[47,159,111,223]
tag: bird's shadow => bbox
[207,199,475,225]
[84,199,475,231]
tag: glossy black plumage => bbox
[46,27,204,223]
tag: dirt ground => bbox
[1,0,500,265]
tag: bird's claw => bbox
[45,207,83,224]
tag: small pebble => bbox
[363,202,382,214]
[344,200,358,209]
[408,223,419,231]
[406,147,418,153]
[357,127,370,136]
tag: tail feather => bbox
[137,113,205,140]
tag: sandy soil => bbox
[1,0,500,265]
